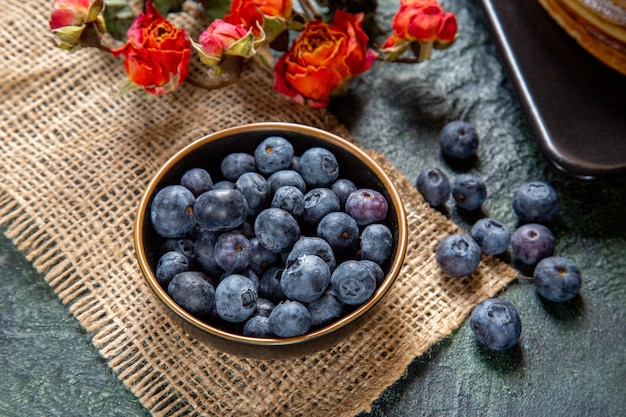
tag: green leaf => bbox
[153,0,185,16]
[103,0,135,41]
[204,0,232,21]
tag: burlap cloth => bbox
[0,1,518,415]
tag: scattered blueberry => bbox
[439,120,479,161]
[471,218,511,255]
[470,298,521,351]
[510,223,555,265]
[167,271,215,317]
[254,136,294,175]
[298,147,340,187]
[533,256,582,302]
[269,300,312,338]
[181,168,214,197]
[215,274,258,323]
[436,233,481,277]
[452,174,487,211]
[151,185,196,238]
[345,188,388,226]
[416,167,451,207]
[513,181,560,224]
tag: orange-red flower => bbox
[224,0,292,41]
[273,10,377,108]
[49,0,106,50]
[381,0,457,59]
[112,1,191,95]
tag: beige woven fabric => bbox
[0,1,518,416]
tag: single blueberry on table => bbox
[298,147,340,187]
[416,167,451,207]
[307,291,344,328]
[215,274,258,323]
[510,223,555,265]
[471,218,511,255]
[317,211,360,252]
[345,188,389,226]
[236,171,269,216]
[220,152,256,181]
[301,187,341,224]
[156,251,190,286]
[269,300,312,338]
[193,188,249,232]
[436,233,481,277]
[271,185,305,217]
[280,254,331,303]
[167,271,215,317]
[512,181,560,224]
[181,168,214,197]
[452,173,487,211]
[151,185,196,238]
[533,256,582,302]
[470,298,522,351]
[254,136,294,175]
[266,169,307,194]
[331,178,357,208]
[286,236,336,271]
[254,208,301,253]
[243,315,274,338]
[360,223,393,266]
[213,231,251,273]
[439,120,479,161]
[330,260,377,305]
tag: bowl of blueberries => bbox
[134,122,408,358]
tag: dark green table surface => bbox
[2,0,625,415]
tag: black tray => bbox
[478,0,626,179]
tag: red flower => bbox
[274,10,377,108]
[112,1,191,95]
[381,0,457,57]
[224,0,292,41]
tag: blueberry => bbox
[281,254,331,303]
[436,233,481,277]
[213,180,237,190]
[416,167,451,207]
[331,178,357,208]
[269,300,311,338]
[151,185,196,238]
[330,260,377,305]
[360,223,393,266]
[301,187,341,224]
[298,147,340,187]
[215,274,258,323]
[258,266,286,303]
[193,231,223,276]
[512,181,560,224]
[470,298,521,351]
[236,172,269,216]
[214,232,251,273]
[439,120,479,160]
[286,236,336,271]
[533,256,582,302]
[510,223,555,265]
[471,218,511,255]
[254,208,300,253]
[221,152,256,181]
[167,271,215,317]
[160,238,195,264]
[452,174,487,211]
[254,136,294,175]
[345,188,389,226]
[248,237,279,275]
[360,259,385,286]
[156,251,190,286]
[317,211,359,252]
[307,291,344,328]
[194,188,249,232]
[255,298,275,317]
[266,170,307,194]
[243,315,274,338]
[181,168,214,197]
[271,185,305,217]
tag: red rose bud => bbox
[195,20,256,71]
[111,1,191,95]
[225,0,292,42]
[273,10,377,108]
[49,0,106,50]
